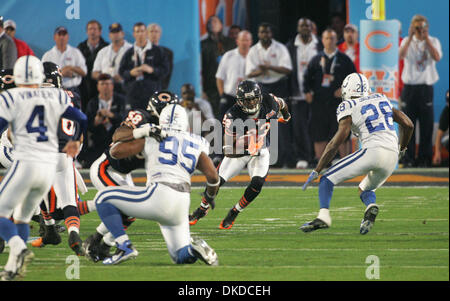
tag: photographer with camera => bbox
[399,14,442,167]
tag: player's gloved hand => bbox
[278,112,291,124]
[201,191,216,210]
[302,170,319,191]
[399,146,407,160]
[133,123,167,142]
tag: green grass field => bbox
[1,186,448,281]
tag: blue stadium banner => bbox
[360,20,399,101]
[0,0,201,95]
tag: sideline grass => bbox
[0,187,448,281]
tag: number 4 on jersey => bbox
[26,105,48,142]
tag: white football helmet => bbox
[341,73,370,100]
[159,104,189,132]
[13,55,45,85]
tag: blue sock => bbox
[318,176,334,209]
[175,245,197,264]
[96,202,126,239]
[15,223,30,243]
[360,190,376,206]
[0,217,18,242]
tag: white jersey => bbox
[336,93,398,153]
[144,130,210,186]
[0,87,70,163]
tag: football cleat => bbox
[219,207,239,230]
[68,231,85,256]
[16,249,35,278]
[1,248,35,281]
[300,218,330,233]
[189,207,209,226]
[0,238,4,254]
[190,237,219,266]
[102,240,138,265]
[84,234,112,263]
[0,270,16,281]
[360,204,379,235]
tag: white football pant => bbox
[323,147,398,191]
[219,147,270,181]
[0,160,56,222]
[94,182,190,263]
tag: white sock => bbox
[68,226,79,234]
[87,200,96,212]
[7,235,27,255]
[115,234,130,246]
[96,223,109,236]
[103,232,116,247]
[317,208,332,226]
[235,204,243,212]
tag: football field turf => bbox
[1,186,448,281]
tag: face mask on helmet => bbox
[42,62,62,88]
[0,69,15,91]
[236,80,262,114]
[147,91,179,118]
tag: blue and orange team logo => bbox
[364,30,392,53]
[363,68,398,100]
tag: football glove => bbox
[133,123,167,142]
[201,191,216,210]
[277,113,291,124]
[302,170,319,191]
[399,146,407,160]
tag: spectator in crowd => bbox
[330,13,346,45]
[228,24,242,41]
[83,73,126,167]
[42,26,87,98]
[337,23,360,73]
[216,30,253,120]
[399,14,442,167]
[78,20,109,111]
[0,16,17,70]
[246,22,293,167]
[119,22,169,111]
[147,23,173,90]
[92,23,132,95]
[3,19,34,58]
[304,28,356,161]
[180,83,214,135]
[286,18,322,169]
[201,15,236,117]
[432,90,449,166]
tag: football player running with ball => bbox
[189,79,291,229]
[301,73,414,234]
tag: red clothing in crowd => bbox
[338,41,360,73]
[13,37,34,58]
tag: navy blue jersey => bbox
[222,93,280,155]
[57,90,82,152]
[104,109,150,174]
